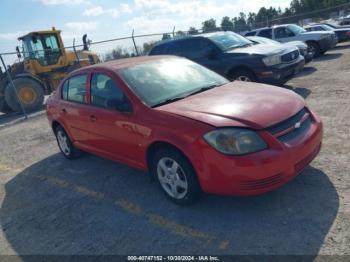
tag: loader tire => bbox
[4,78,44,113]
[0,81,12,113]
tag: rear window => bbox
[150,41,182,55]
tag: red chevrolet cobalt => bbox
[46,56,323,205]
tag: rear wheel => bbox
[4,78,44,113]
[152,148,201,205]
[54,125,82,160]
[230,69,257,82]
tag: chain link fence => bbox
[246,2,350,33]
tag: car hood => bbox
[156,82,305,129]
[284,41,307,50]
[300,31,334,36]
[227,43,292,56]
[333,28,350,32]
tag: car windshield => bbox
[120,58,229,107]
[208,32,253,51]
[320,24,334,31]
[325,23,337,28]
[288,24,306,34]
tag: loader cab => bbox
[19,29,64,67]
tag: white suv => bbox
[245,24,338,58]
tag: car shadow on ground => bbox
[295,66,317,78]
[314,53,343,62]
[333,44,350,50]
[284,85,311,99]
[1,153,339,256]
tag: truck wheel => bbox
[0,81,12,113]
[307,42,321,58]
[4,78,44,113]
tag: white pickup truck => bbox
[245,24,338,58]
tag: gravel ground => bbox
[0,44,349,257]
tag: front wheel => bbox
[230,69,257,82]
[307,42,321,58]
[152,148,201,205]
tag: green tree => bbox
[202,19,217,33]
[221,16,234,31]
[188,27,199,35]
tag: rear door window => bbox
[62,74,87,103]
[258,29,273,39]
[275,27,295,39]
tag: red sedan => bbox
[46,56,323,205]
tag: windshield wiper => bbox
[226,43,251,51]
[151,96,187,107]
[186,84,220,97]
[151,84,221,108]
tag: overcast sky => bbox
[0,0,290,62]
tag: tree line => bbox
[200,0,350,33]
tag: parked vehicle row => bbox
[149,32,305,85]
[304,23,350,42]
[245,24,338,58]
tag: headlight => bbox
[203,128,268,155]
[262,54,282,66]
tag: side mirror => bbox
[82,34,89,51]
[32,36,38,44]
[16,46,21,59]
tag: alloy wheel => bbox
[157,157,188,199]
[57,130,71,156]
[236,76,251,82]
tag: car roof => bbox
[73,55,177,74]
[152,31,228,48]
[304,23,326,27]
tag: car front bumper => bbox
[255,56,305,85]
[191,110,323,196]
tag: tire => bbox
[230,69,257,82]
[54,125,82,160]
[4,77,44,113]
[151,148,201,205]
[307,42,321,58]
[0,81,12,113]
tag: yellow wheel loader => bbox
[0,27,99,113]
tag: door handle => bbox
[61,108,67,114]
[89,115,97,122]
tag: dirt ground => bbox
[0,43,349,257]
